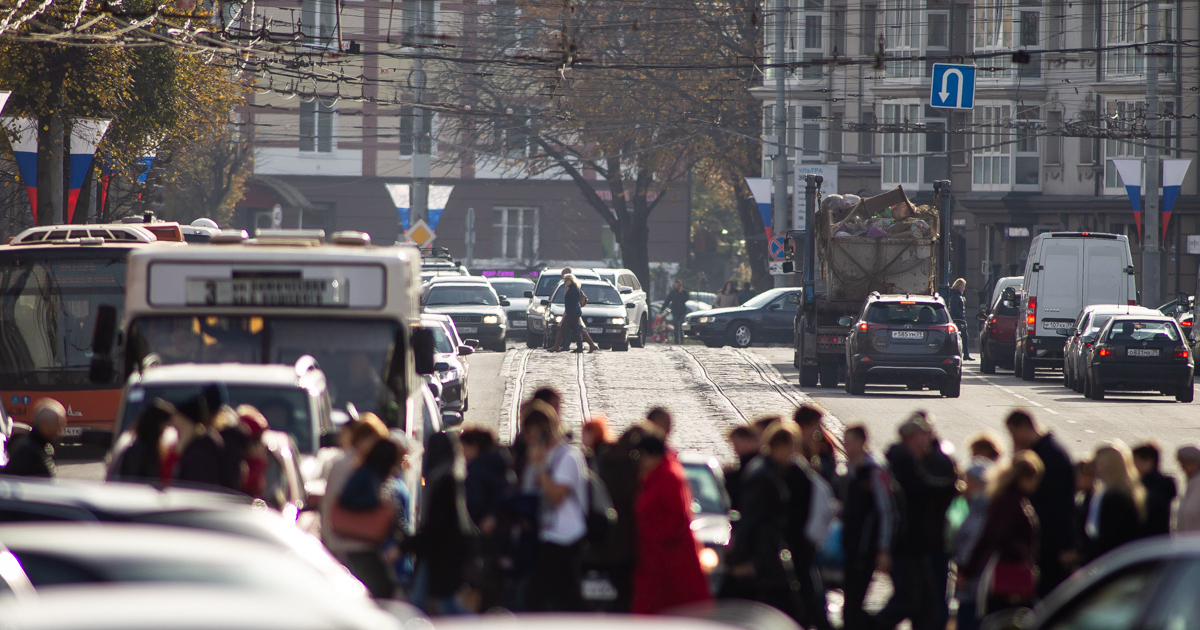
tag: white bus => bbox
[92,231,426,431]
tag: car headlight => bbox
[699,547,720,574]
[696,316,713,324]
[555,315,563,323]
[483,315,500,324]
[611,317,625,325]
[533,305,546,314]
[439,368,460,383]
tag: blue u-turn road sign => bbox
[930,63,976,110]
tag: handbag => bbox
[330,499,396,544]
[989,557,1036,602]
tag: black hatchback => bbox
[841,293,962,397]
[1083,315,1194,402]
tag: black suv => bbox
[841,293,962,397]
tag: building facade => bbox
[759,0,1200,309]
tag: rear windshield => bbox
[993,295,1020,317]
[866,302,949,325]
[1105,321,1180,343]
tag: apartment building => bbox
[233,0,688,275]
[759,0,1200,307]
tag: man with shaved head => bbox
[4,398,66,477]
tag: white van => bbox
[1014,232,1137,380]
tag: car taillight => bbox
[1026,296,1037,335]
[1128,299,1137,306]
[1176,346,1190,359]
[1183,320,1193,328]
[858,322,886,332]
[1097,346,1113,357]
[931,323,958,334]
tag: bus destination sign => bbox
[185,277,349,307]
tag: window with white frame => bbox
[972,104,1012,188]
[400,105,435,157]
[1104,0,1174,77]
[1015,106,1041,186]
[492,207,539,260]
[299,100,335,153]
[800,0,824,80]
[799,105,823,163]
[301,0,337,48]
[883,0,921,79]
[881,103,920,186]
[973,0,1017,78]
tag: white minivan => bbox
[1014,232,1137,379]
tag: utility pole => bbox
[771,0,789,287]
[934,180,952,292]
[1143,0,1162,307]
[410,5,430,228]
[465,207,475,267]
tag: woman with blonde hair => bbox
[958,450,1044,622]
[1084,442,1146,562]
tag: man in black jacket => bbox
[1133,442,1177,537]
[1007,410,1075,596]
[872,411,957,630]
[4,399,66,478]
[841,425,896,630]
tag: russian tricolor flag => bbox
[745,177,774,239]
[3,118,39,223]
[67,119,110,223]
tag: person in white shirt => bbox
[521,400,588,611]
[1174,446,1200,532]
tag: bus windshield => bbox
[0,249,129,387]
[127,316,398,414]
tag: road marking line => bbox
[577,351,590,424]
[982,381,1060,415]
[508,347,532,443]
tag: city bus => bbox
[91,230,426,431]
[0,224,179,439]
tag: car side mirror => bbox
[457,344,475,356]
[976,312,987,322]
[434,362,451,373]
[768,303,781,311]
[500,299,510,307]
[524,291,534,298]
[1055,328,1070,337]
[89,304,119,384]
[837,316,854,327]
[540,299,550,306]
[441,410,464,428]
[464,339,480,348]
[782,261,794,274]
[626,303,636,309]
[620,286,632,294]
[412,328,436,375]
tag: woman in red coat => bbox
[631,423,712,614]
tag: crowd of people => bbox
[8,389,1200,630]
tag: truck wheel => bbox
[799,364,819,388]
[1178,377,1195,403]
[941,377,962,398]
[527,333,542,349]
[979,347,996,374]
[819,362,839,388]
[727,322,754,348]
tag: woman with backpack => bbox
[630,422,710,613]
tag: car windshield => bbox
[597,272,617,285]
[120,385,314,452]
[551,283,624,306]
[426,325,455,353]
[534,271,598,295]
[489,281,533,298]
[127,317,396,415]
[424,285,499,306]
[741,289,788,309]
[0,249,130,387]
[683,463,726,514]
[866,303,950,325]
[1106,320,1180,343]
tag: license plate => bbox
[459,326,478,333]
[581,576,618,602]
[61,427,84,437]
[1127,348,1160,357]
[1043,320,1074,330]
[587,327,603,334]
[512,320,526,328]
[891,330,924,340]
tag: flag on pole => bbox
[3,118,39,223]
[1111,159,1144,239]
[427,185,454,231]
[1161,159,1192,242]
[66,119,110,223]
[385,183,411,231]
[745,178,773,239]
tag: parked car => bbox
[543,279,634,351]
[1015,232,1137,380]
[977,287,1021,374]
[595,268,650,348]
[988,276,1024,314]
[1061,304,1158,392]
[1082,315,1193,402]
[841,293,962,397]
[487,277,536,339]
[525,267,601,348]
[682,288,802,348]
[421,281,509,352]
[420,315,473,412]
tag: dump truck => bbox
[786,184,945,388]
